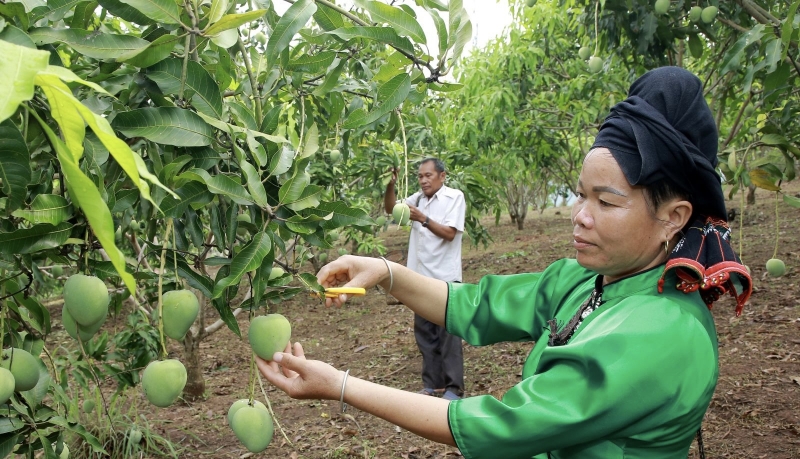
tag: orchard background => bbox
[0,0,798,458]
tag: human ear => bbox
[660,199,693,240]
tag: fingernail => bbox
[273,353,283,362]
[339,294,347,302]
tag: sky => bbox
[272,0,513,57]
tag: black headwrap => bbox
[592,67,752,315]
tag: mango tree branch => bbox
[237,37,263,123]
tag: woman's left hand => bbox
[256,342,343,401]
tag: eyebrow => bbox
[577,180,627,197]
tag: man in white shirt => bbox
[384,158,466,401]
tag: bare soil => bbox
[71,184,800,458]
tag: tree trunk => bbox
[516,215,525,230]
[182,329,205,400]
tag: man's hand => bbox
[408,204,425,223]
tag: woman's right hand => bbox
[316,255,388,307]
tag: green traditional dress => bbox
[446,258,718,459]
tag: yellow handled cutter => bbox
[316,287,366,298]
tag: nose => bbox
[571,202,592,228]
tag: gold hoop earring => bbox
[664,240,669,255]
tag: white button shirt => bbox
[404,185,466,282]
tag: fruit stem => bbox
[593,1,599,56]
[257,368,292,445]
[773,191,779,259]
[77,334,114,431]
[171,218,180,288]
[157,221,173,359]
[248,352,256,404]
[398,109,409,200]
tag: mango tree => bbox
[0,0,474,455]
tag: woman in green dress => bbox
[257,67,752,459]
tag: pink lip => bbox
[572,235,594,249]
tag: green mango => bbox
[701,5,718,23]
[689,6,702,22]
[0,367,15,403]
[62,305,106,342]
[578,46,591,60]
[141,359,187,407]
[766,258,786,277]
[588,56,603,73]
[227,398,267,426]
[161,290,200,340]
[82,398,96,413]
[268,266,284,281]
[0,348,40,392]
[63,274,109,326]
[248,314,291,361]
[392,203,410,225]
[231,406,274,453]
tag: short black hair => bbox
[418,157,445,173]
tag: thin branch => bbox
[237,37,263,123]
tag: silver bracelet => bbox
[379,256,394,293]
[340,369,350,414]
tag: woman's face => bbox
[571,149,669,283]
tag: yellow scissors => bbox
[315,287,366,298]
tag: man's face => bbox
[418,161,445,197]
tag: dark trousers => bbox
[414,313,464,393]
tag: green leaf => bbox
[343,73,410,129]
[354,0,426,44]
[0,120,32,212]
[327,26,414,55]
[267,0,316,68]
[0,223,72,255]
[749,169,780,191]
[428,8,448,58]
[238,160,269,209]
[312,3,344,31]
[764,36,782,74]
[205,10,266,36]
[298,123,319,159]
[286,185,322,211]
[205,0,229,25]
[117,0,182,24]
[11,194,72,225]
[212,231,272,298]
[0,2,30,30]
[0,434,20,459]
[447,6,472,65]
[117,33,182,68]
[0,40,49,123]
[428,81,463,92]
[308,201,374,228]
[279,169,310,205]
[165,251,214,297]
[287,51,336,73]
[687,34,703,59]
[311,57,347,97]
[97,0,155,25]
[32,112,136,294]
[760,134,789,147]
[28,27,151,60]
[177,168,253,205]
[783,194,800,208]
[112,107,215,146]
[160,181,213,218]
[195,112,287,144]
[0,24,36,48]
[146,59,223,118]
[269,145,294,177]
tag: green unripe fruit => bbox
[392,203,410,226]
[161,290,200,340]
[766,258,786,277]
[317,252,328,263]
[58,444,70,459]
[82,398,95,413]
[0,367,15,404]
[329,149,342,163]
[578,46,591,60]
[328,230,340,241]
[248,314,291,361]
[141,359,187,407]
[128,428,143,445]
[129,220,140,232]
[525,0,536,7]
[115,226,123,243]
[63,274,109,327]
[654,0,669,15]
[52,265,63,277]
[743,104,754,117]
[588,56,603,73]
[1,348,40,392]
[689,6,702,22]
[227,398,267,426]
[337,248,347,256]
[254,32,266,45]
[701,5,718,23]
[375,216,387,226]
[268,266,284,281]
[62,305,106,342]
[231,405,274,453]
